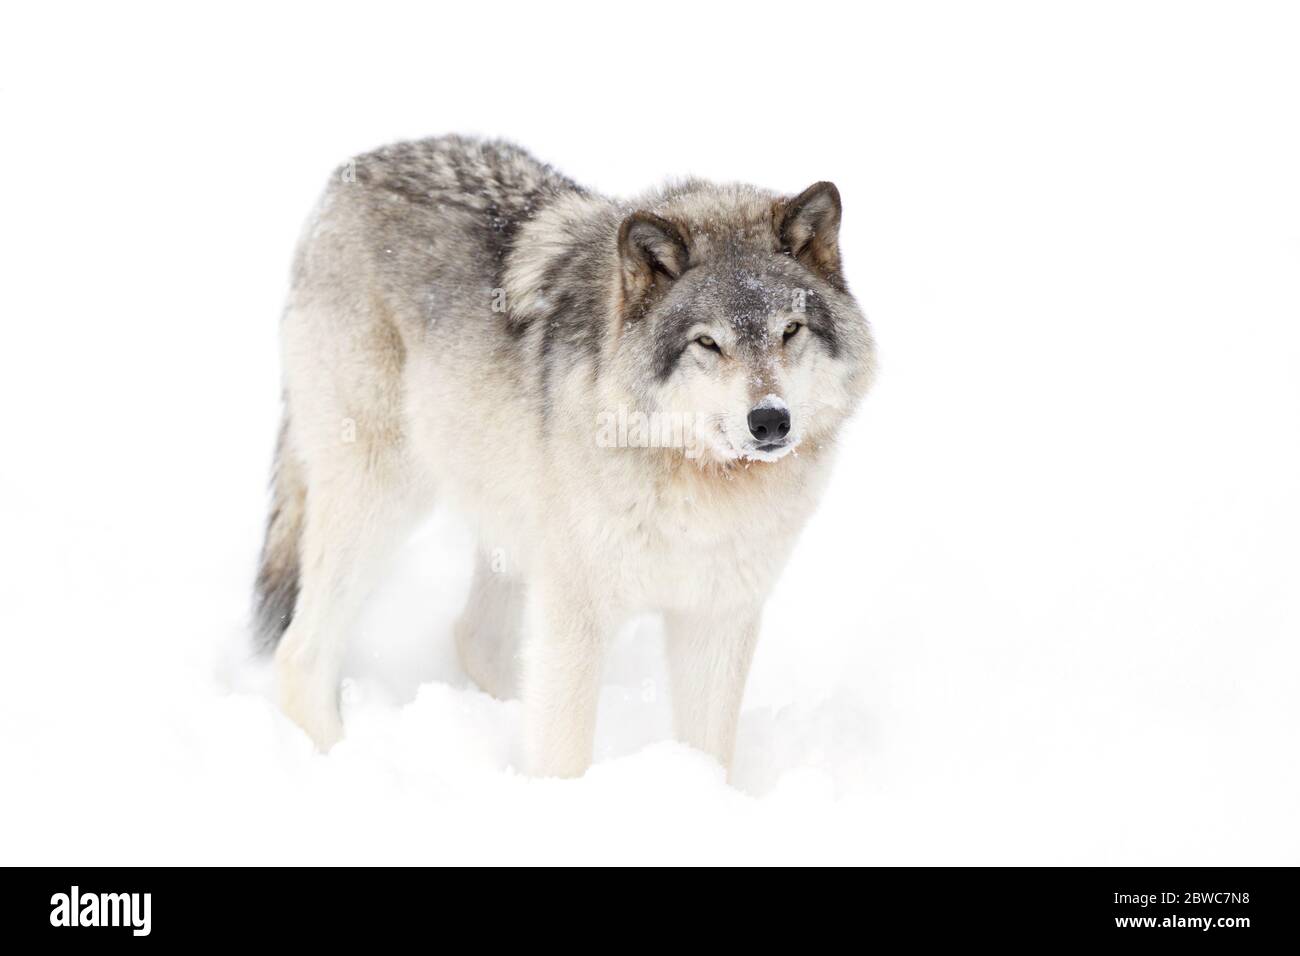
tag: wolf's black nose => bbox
[748,405,791,442]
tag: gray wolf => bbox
[255,135,875,778]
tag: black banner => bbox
[4,867,1295,944]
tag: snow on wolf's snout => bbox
[612,183,868,466]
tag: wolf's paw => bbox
[275,653,344,751]
[282,694,343,751]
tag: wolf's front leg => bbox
[664,605,762,777]
[519,580,609,777]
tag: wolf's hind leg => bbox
[454,551,526,699]
[274,474,419,749]
[664,605,761,778]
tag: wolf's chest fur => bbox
[570,446,829,613]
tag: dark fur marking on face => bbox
[801,293,840,357]
[649,291,709,381]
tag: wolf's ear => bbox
[776,181,844,291]
[618,212,690,308]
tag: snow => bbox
[2,1,1299,864]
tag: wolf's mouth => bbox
[740,439,797,463]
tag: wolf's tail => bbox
[254,413,306,649]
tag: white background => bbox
[2,1,1297,864]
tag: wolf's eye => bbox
[783,321,803,341]
[694,334,720,352]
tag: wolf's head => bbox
[610,180,875,465]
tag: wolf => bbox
[255,135,875,778]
